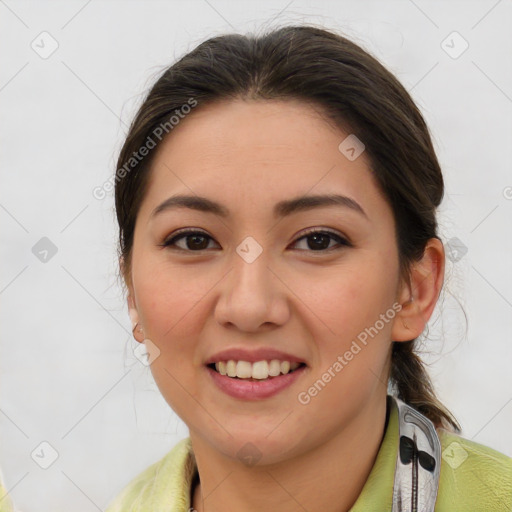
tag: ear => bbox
[391,238,445,342]
[121,255,145,344]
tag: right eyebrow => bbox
[150,193,369,221]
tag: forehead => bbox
[138,99,389,223]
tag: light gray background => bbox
[1,1,511,510]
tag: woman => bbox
[106,25,512,511]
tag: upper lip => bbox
[205,348,307,365]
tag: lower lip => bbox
[206,365,307,400]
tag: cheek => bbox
[133,269,206,404]
[294,258,396,340]
[296,258,396,391]
[136,261,208,340]
[140,273,204,416]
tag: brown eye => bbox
[162,230,217,251]
[293,229,350,252]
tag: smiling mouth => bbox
[206,363,307,382]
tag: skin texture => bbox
[123,99,444,512]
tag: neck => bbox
[190,395,388,512]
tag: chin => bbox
[197,427,303,467]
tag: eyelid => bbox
[161,228,216,249]
[297,227,350,243]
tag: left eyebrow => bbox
[149,193,369,221]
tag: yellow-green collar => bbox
[182,401,399,511]
[348,396,398,510]
[106,397,512,511]
[105,399,399,511]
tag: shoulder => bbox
[0,479,14,512]
[105,437,195,512]
[435,428,512,511]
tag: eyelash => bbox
[160,228,351,253]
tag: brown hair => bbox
[115,24,460,432]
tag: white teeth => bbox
[236,361,253,378]
[212,359,302,379]
[268,359,281,376]
[226,360,237,377]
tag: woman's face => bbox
[126,99,406,464]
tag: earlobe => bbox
[127,294,145,343]
[391,238,445,343]
[121,256,144,343]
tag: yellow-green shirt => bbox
[0,478,13,512]
[106,400,512,511]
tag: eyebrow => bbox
[150,193,369,221]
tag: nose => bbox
[214,246,290,332]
